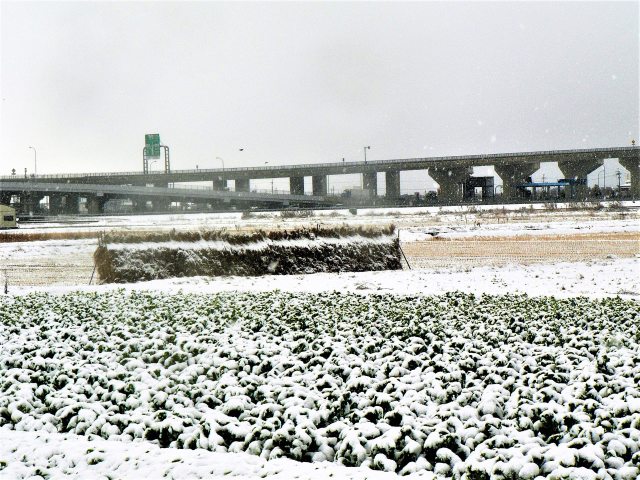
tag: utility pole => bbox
[616,170,621,195]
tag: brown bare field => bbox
[402,231,639,268]
[3,258,95,287]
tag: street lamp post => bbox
[362,147,371,190]
[28,146,37,177]
[597,170,604,191]
[216,157,226,189]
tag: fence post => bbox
[89,263,97,285]
[397,229,412,270]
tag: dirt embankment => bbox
[94,226,401,283]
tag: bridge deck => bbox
[2,146,636,183]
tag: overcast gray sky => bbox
[1,1,638,192]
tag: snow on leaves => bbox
[0,291,639,478]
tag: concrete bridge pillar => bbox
[363,172,378,198]
[151,197,171,212]
[48,194,64,215]
[619,156,639,199]
[558,158,603,200]
[212,176,226,191]
[20,194,44,215]
[494,162,540,200]
[62,194,80,214]
[0,192,12,206]
[385,171,401,199]
[289,176,305,196]
[132,197,149,212]
[312,175,327,196]
[235,178,250,192]
[429,166,471,203]
[87,195,108,214]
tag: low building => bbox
[0,204,17,229]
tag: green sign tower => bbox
[145,134,161,158]
[143,134,170,174]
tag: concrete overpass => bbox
[0,182,337,214]
[1,146,638,213]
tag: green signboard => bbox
[145,134,161,158]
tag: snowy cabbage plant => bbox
[0,291,639,479]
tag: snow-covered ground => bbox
[3,257,637,300]
[398,218,639,241]
[2,215,638,261]
[7,200,639,235]
[1,207,638,479]
[0,238,95,261]
[0,429,399,480]
[1,291,638,479]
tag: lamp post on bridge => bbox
[362,147,371,190]
[28,146,37,177]
[216,157,226,190]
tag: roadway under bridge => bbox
[1,146,638,214]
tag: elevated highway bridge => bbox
[0,182,337,214]
[1,146,637,214]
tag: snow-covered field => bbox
[1,428,398,480]
[2,257,636,300]
[1,206,638,479]
[1,292,639,479]
[7,200,639,236]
